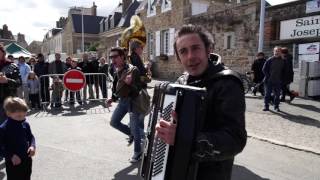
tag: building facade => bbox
[98,0,141,59]
[264,0,320,96]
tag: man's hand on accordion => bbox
[155,111,178,145]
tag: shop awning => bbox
[4,42,32,58]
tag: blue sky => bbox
[0,0,297,44]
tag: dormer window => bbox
[161,0,171,12]
[147,0,156,17]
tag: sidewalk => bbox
[245,94,320,154]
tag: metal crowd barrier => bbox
[38,73,112,110]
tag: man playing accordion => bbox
[155,24,247,180]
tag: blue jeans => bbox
[129,112,145,153]
[264,82,281,108]
[110,98,131,136]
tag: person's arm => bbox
[128,68,141,97]
[262,59,270,79]
[25,122,36,157]
[192,78,246,161]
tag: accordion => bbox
[140,82,207,180]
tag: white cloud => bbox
[0,0,120,44]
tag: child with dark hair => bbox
[50,76,64,108]
[0,97,36,180]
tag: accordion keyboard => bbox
[151,100,174,179]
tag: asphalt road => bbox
[0,101,318,180]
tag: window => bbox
[147,0,156,17]
[227,35,232,49]
[161,29,170,55]
[224,32,235,50]
[161,0,172,12]
[148,32,154,60]
[155,28,175,57]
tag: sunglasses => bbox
[109,54,120,59]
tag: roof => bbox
[118,0,141,27]
[4,42,32,58]
[71,14,105,34]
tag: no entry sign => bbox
[63,70,86,91]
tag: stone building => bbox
[137,0,184,79]
[98,0,141,59]
[137,0,260,79]
[42,3,103,56]
[0,24,28,48]
[62,13,104,55]
[0,24,15,46]
[264,0,320,65]
[27,41,42,54]
[187,0,260,73]
[263,0,320,95]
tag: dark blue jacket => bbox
[0,118,36,161]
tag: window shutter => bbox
[231,33,236,49]
[156,31,160,56]
[224,33,228,49]
[168,28,175,56]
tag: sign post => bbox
[63,70,86,92]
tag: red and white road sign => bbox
[63,70,86,91]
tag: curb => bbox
[248,133,320,155]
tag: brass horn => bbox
[120,15,146,49]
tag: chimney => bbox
[91,2,97,16]
[122,0,132,13]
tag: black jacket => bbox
[0,117,36,161]
[176,57,247,180]
[130,52,148,88]
[251,58,266,83]
[282,54,294,84]
[0,60,21,104]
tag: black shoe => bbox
[289,95,295,103]
[263,107,269,111]
[127,136,134,146]
[78,101,83,105]
[274,107,280,112]
[280,99,285,102]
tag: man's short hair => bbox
[256,52,265,57]
[281,47,289,54]
[3,97,28,113]
[130,40,142,52]
[174,24,214,61]
[110,47,126,60]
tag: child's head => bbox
[4,97,28,121]
[28,71,37,80]
[53,76,60,83]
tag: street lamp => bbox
[258,0,265,52]
[81,9,84,53]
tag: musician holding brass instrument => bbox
[155,24,247,180]
[106,47,145,163]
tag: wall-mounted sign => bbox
[298,42,320,55]
[280,15,320,40]
[298,42,320,64]
[306,0,320,14]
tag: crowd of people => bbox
[0,46,115,111]
[251,46,296,112]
